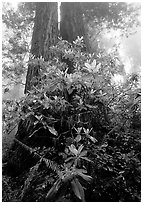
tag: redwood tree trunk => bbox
[25,2,91,93]
[24,2,58,93]
[60,2,90,51]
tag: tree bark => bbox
[25,2,91,93]
[60,2,90,51]
[24,2,58,94]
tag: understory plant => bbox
[2,37,141,201]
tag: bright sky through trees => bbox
[10,1,18,10]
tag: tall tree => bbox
[25,2,91,92]
[24,2,58,93]
[60,2,90,51]
[24,2,140,93]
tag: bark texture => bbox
[25,2,58,93]
[60,2,90,51]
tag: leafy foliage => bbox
[82,2,140,29]
[3,38,140,201]
[2,2,34,89]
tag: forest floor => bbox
[2,127,21,201]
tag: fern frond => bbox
[43,158,60,174]
[14,138,61,175]
[21,161,41,200]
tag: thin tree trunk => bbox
[24,2,58,94]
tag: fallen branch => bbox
[14,138,33,153]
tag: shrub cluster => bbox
[3,38,141,201]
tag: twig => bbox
[28,127,43,138]
[7,124,18,135]
[106,126,119,136]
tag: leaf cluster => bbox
[3,38,141,201]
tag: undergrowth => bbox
[2,37,141,202]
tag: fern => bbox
[43,157,61,174]
[21,161,40,200]
[20,156,61,200]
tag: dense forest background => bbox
[2,2,141,202]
